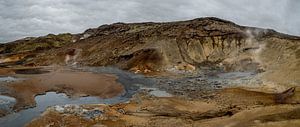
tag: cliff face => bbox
[1,17,300,84]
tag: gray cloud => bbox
[0,0,299,43]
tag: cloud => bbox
[0,0,299,43]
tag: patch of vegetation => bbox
[1,33,74,54]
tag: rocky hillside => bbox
[1,17,300,84]
[0,33,78,66]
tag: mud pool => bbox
[0,67,156,127]
[0,92,129,127]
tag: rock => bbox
[274,87,296,104]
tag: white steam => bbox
[245,29,266,64]
[65,49,82,65]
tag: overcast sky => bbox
[0,0,299,43]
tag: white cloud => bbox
[0,0,299,43]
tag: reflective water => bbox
[0,76,18,83]
[0,92,128,127]
[0,95,16,112]
[0,67,156,127]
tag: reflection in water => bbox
[0,95,16,112]
[0,92,128,127]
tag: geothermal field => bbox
[0,17,300,127]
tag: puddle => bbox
[0,77,18,83]
[149,90,173,97]
[0,92,128,127]
[208,71,263,88]
[0,67,157,127]
[141,87,173,97]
